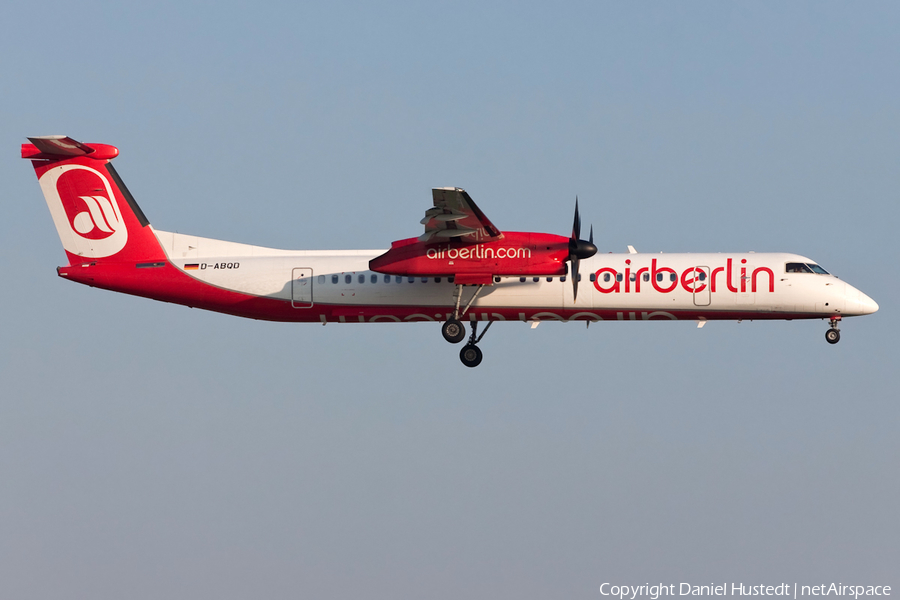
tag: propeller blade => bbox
[571,197,581,241]
[567,198,596,303]
[572,256,580,301]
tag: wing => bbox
[418,187,503,244]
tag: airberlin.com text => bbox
[600,584,890,600]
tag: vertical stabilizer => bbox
[23,136,165,265]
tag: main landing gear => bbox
[459,320,492,368]
[443,283,491,367]
[442,317,493,367]
[825,316,841,345]
[441,319,466,343]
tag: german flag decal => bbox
[184,264,199,270]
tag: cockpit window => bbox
[786,262,830,275]
[786,263,813,274]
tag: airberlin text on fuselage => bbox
[426,245,532,260]
[594,258,775,295]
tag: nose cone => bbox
[859,292,879,315]
[846,287,879,316]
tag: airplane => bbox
[23,135,879,367]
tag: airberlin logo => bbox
[426,245,532,260]
[39,164,128,258]
[593,258,776,295]
[71,195,119,237]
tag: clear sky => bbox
[1,2,898,598]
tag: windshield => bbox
[786,263,812,274]
[785,262,830,275]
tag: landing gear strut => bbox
[442,284,486,345]
[441,283,492,366]
[826,316,841,345]
[459,320,493,368]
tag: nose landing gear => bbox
[825,316,841,345]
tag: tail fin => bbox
[23,136,165,265]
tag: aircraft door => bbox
[692,266,711,307]
[292,268,313,308]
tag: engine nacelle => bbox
[369,231,570,279]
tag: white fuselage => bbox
[152,230,878,323]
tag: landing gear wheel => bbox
[825,328,841,344]
[459,344,483,368]
[442,319,466,344]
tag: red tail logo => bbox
[39,164,128,257]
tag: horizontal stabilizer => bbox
[23,136,119,161]
[29,136,94,156]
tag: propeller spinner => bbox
[568,198,597,301]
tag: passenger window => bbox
[384,275,391,283]
[533,277,540,283]
[395,276,402,283]
[494,276,501,283]
[603,273,610,282]
[448,276,455,284]
[520,277,526,283]
[698,271,707,281]
[359,274,365,284]
[577,274,582,282]
[370,274,377,284]
[629,273,636,282]
[318,275,325,284]
[408,277,415,283]
[616,273,623,282]
[590,273,596,282]
[422,277,428,283]
[560,276,567,282]
[547,277,553,282]
[332,275,338,284]
[656,273,663,282]
[643,273,649,282]
[345,274,352,284]
[435,277,441,283]
[670,273,677,282]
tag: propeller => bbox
[568,197,597,301]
